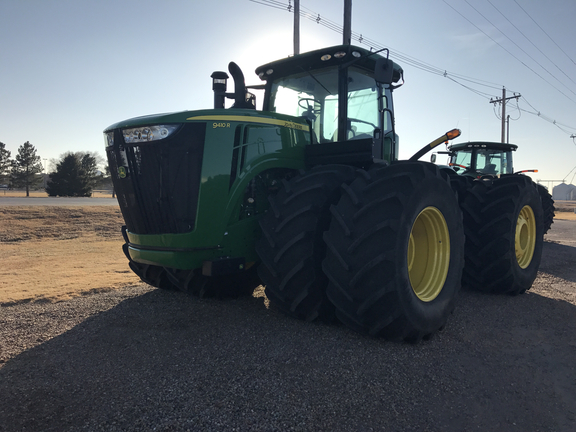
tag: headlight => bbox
[122,125,180,144]
[104,131,114,148]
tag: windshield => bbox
[476,150,512,175]
[451,150,473,172]
[451,149,513,175]
[269,66,384,143]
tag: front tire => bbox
[323,162,465,341]
[256,165,356,321]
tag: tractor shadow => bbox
[1,280,576,431]
[540,240,576,283]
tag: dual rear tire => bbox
[459,175,544,295]
[258,162,465,341]
[322,162,464,341]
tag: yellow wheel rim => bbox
[407,207,451,302]
[515,205,536,269]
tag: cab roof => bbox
[449,141,518,152]
[255,45,403,83]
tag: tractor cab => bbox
[447,142,517,178]
[253,45,403,166]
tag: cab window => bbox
[269,66,383,143]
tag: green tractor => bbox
[434,141,555,234]
[104,45,544,341]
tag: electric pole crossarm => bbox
[490,88,521,143]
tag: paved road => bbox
[0,197,119,206]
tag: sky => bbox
[1,0,576,187]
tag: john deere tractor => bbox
[436,141,554,234]
[104,45,544,341]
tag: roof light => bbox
[352,51,361,58]
[334,51,346,58]
[266,69,274,75]
[320,54,331,61]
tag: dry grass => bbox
[555,211,576,221]
[555,200,576,220]
[0,206,139,305]
[0,190,114,198]
[0,203,573,305]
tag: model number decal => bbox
[213,122,230,129]
[283,121,307,131]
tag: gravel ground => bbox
[1,221,575,431]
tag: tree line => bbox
[0,141,110,197]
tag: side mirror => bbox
[374,57,394,85]
[430,154,437,163]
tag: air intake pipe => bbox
[228,62,255,109]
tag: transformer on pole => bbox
[490,88,520,143]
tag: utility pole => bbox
[490,88,520,143]
[343,0,352,45]
[293,0,300,55]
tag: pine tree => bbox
[46,152,101,197]
[0,142,12,185]
[11,141,43,197]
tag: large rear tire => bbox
[256,165,357,321]
[323,162,465,341]
[460,175,544,295]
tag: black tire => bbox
[536,183,555,234]
[256,165,357,321]
[122,243,174,290]
[460,175,544,295]
[164,265,261,299]
[449,174,475,204]
[323,161,465,341]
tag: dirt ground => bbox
[1,205,575,431]
[0,206,138,305]
[0,205,575,305]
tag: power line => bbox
[513,0,576,68]
[248,0,576,138]
[465,0,576,99]
[486,0,576,90]
[296,1,505,93]
[444,0,576,105]
[249,0,287,10]
[518,97,576,135]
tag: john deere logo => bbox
[118,166,127,179]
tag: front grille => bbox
[107,122,206,234]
